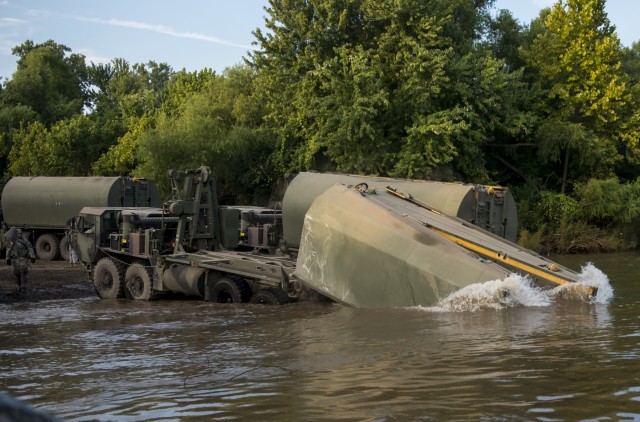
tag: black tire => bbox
[93,257,124,299]
[212,276,252,303]
[250,287,290,305]
[59,236,71,262]
[124,263,153,300]
[35,233,60,261]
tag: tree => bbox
[2,40,88,125]
[521,0,631,193]
[621,42,640,85]
[249,0,530,181]
[0,40,90,177]
[87,59,180,176]
[87,59,173,119]
[485,9,526,71]
[8,115,107,176]
[0,104,38,177]
[616,42,640,180]
[137,65,278,203]
[91,115,152,176]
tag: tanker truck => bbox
[1,176,161,261]
[71,166,599,307]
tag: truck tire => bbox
[250,287,290,305]
[94,257,125,299]
[212,276,252,303]
[35,233,60,261]
[59,236,70,262]
[124,263,153,300]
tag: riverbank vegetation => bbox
[1,0,639,253]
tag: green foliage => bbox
[515,177,640,253]
[158,68,217,117]
[8,115,107,176]
[485,10,526,70]
[136,66,279,203]
[525,0,625,123]
[516,228,544,252]
[521,0,633,192]
[3,40,88,125]
[621,42,640,85]
[88,59,173,119]
[535,191,581,227]
[573,177,640,224]
[86,64,221,177]
[251,0,533,181]
[536,118,618,182]
[91,116,152,176]
[0,104,38,175]
[618,42,640,169]
[6,121,47,176]
[516,191,624,254]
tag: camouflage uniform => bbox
[6,231,36,292]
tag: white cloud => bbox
[26,9,50,18]
[73,15,253,50]
[76,48,111,66]
[0,17,26,27]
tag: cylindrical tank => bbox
[282,172,518,247]
[1,176,161,229]
[161,265,206,297]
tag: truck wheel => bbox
[94,257,124,299]
[250,288,290,305]
[59,236,70,262]
[35,233,60,261]
[212,277,252,303]
[124,263,153,300]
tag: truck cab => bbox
[72,207,171,264]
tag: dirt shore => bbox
[0,260,95,304]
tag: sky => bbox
[0,0,638,81]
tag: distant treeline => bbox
[1,0,639,253]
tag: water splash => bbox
[426,274,550,312]
[549,262,613,304]
[423,263,613,312]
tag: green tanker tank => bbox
[1,176,161,261]
[282,172,518,247]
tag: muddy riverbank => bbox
[0,260,93,304]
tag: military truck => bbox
[72,167,297,304]
[71,166,597,307]
[1,176,161,261]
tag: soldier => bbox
[6,228,36,292]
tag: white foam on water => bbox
[422,262,613,313]
[426,274,551,313]
[548,262,613,304]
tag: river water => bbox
[0,252,638,421]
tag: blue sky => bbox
[0,0,638,81]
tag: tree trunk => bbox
[561,147,570,194]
